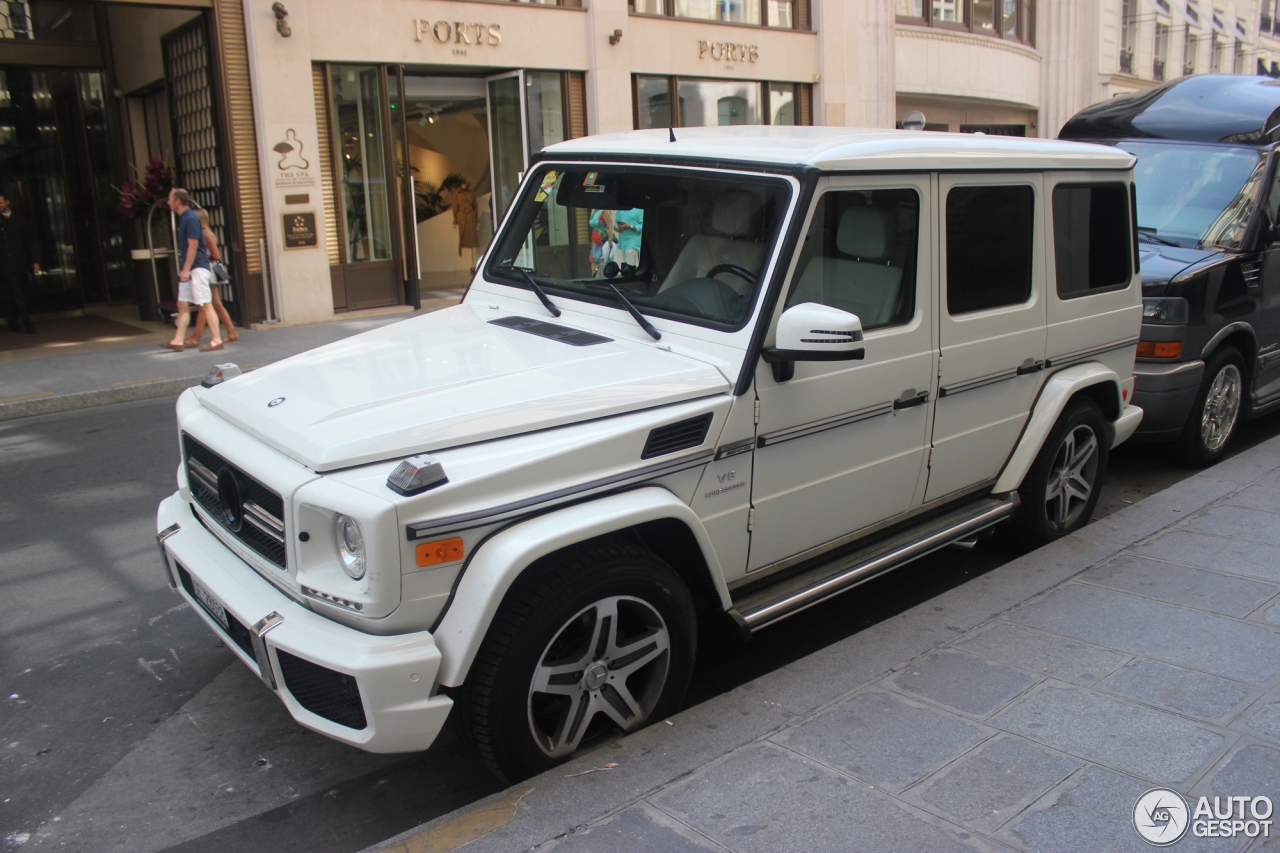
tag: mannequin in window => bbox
[453,182,479,269]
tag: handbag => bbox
[210,260,230,284]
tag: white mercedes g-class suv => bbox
[156,127,1143,781]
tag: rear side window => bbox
[1052,183,1131,297]
[945,185,1035,314]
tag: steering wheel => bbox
[706,263,757,285]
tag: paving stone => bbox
[1007,766,1220,853]
[776,690,985,792]
[1009,585,1280,683]
[892,650,1037,717]
[1183,505,1280,547]
[545,805,727,853]
[914,735,1079,832]
[1133,530,1280,583]
[1223,484,1280,513]
[1210,744,1280,799]
[1245,702,1280,742]
[954,622,1127,685]
[1103,659,1250,720]
[991,686,1224,784]
[1082,555,1279,618]
[656,744,984,853]
[1265,601,1280,627]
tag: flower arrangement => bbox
[115,157,175,219]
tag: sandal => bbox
[225,331,240,342]
[183,337,199,347]
[159,342,184,352]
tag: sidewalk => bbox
[370,435,1280,853]
[0,290,464,421]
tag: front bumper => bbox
[156,493,452,753]
[1130,360,1204,440]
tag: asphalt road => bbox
[2,397,1278,852]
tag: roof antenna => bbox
[669,126,677,143]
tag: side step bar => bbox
[731,494,1019,632]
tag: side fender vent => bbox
[642,413,714,459]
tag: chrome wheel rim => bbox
[1200,364,1242,454]
[528,595,670,759]
[1045,424,1099,531]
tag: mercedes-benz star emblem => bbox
[216,467,244,533]
[268,397,285,407]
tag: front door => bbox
[486,71,528,234]
[748,176,936,572]
[926,175,1047,503]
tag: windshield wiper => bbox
[589,282,661,341]
[500,264,561,318]
[1137,228,1180,248]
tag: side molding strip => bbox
[757,401,894,448]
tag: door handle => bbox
[1016,360,1045,375]
[893,390,929,410]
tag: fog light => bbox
[333,514,366,580]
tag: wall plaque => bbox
[283,211,318,249]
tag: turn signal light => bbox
[416,537,464,568]
[1136,341,1182,358]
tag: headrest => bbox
[712,191,762,238]
[836,206,893,260]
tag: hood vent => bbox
[490,316,612,347]
[642,413,714,459]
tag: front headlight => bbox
[1141,297,1189,324]
[333,514,366,580]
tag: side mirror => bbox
[762,302,865,383]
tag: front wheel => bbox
[457,541,696,782]
[1013,398,1109,548]
[1177,346,1245,467]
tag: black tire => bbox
[456,540,696,783]
[1013,397,1109,549]
[1177,346,1245,468]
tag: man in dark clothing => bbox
[0,192,38,334]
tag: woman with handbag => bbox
[184,209,239,346]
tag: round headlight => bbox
[332,514,366,580]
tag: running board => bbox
[731,494,1019,632]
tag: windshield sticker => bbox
[583,172,605,193]
[535,171,558,202]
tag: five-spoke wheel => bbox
[1015,398,1109,547]
[1044,424,1100,531]
[457,541,695,782]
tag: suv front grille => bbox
[277,650,368,730]
[183,433,287,569]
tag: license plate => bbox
[191,575,229,630]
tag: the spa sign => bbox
[414,19,502,55]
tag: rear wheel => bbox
[1014,398,1108,548]
[457,540,696,782]
[1177,346,1244,467]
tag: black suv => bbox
[1060,75,1280,464]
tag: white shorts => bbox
[179,267,213,306]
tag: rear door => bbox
[926,175,1047,503]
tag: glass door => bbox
[486,71,528,230]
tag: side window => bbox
[786,188,919,331]
[945,185,1034,314]
[1052,183,1131,298]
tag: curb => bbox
[361,433,1280,853]
[0,376,202,422]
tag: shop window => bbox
[787,188,919,331]
[1052,184,1131,298]
[634,76,811,128]
[0,0,96,41]
[632,0,809,30]
[945,185,1035,315]
[897,0,1034,45]
[525,70,565,155]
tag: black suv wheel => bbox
[1177,346,1245,467]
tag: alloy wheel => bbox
[1200,364,1242,454]
[1044,424,1100,531]
[527,595,671,759]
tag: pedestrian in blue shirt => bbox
[161,188,222,352]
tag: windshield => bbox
[484,165,791,328]
[1118,140,1266,250]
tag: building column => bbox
[817,0,895,128]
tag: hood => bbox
[1138,244,1221,288]
[198,305,730,472]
